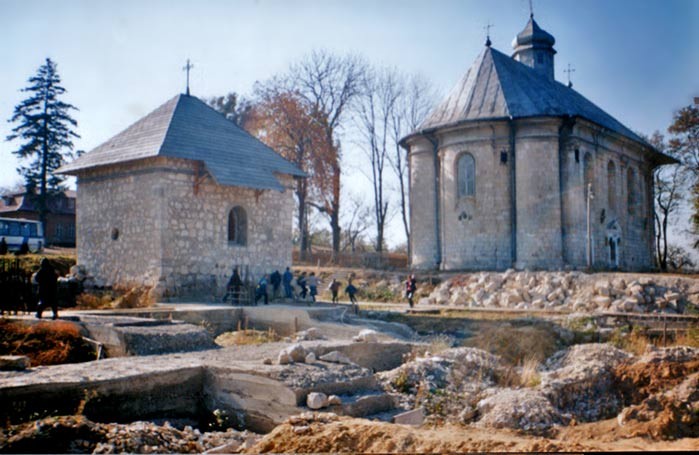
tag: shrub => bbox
[0,318,95,366]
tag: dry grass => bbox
[464,324,562,366]
[215,328,280,347]
[0,318,95,366]
[609,327,654,355]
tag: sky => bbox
[0,0,697,249]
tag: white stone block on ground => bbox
[393,407,425,426]
[319,351,353,365]
[307,392,329,410]
[353,329,379,343]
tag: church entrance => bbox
[606,220,621,269]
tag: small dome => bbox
[512,16,555,49]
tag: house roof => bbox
[411,46,675,165]
[58,94,306,191]
[0,190,75,215]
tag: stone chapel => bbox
[59,94,305,298]
[402,15,674,272]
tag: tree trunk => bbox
[330,162,341,261]
[297,178,310,261]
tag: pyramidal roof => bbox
[416,46,658,153]
[59,94,305,191]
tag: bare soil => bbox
[246,414,698,453]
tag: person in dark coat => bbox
[270,270,282,300]
[345,279,358,314]
[0,237,7,255]
[35,258,59,319]
[297,272,308,301]
[406,274,417,308]
[282,267,294,299]
[223,268,244,305]
[255,275,268,305]
[328,279,341,304]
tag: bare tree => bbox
[342,193,371,253]
[246,81,325,260]
[389,74,436,256]
[651,132,687,271]
[288,50,366,260]
[356,67,403,252]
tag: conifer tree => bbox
[6,58,79,228]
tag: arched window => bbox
[228,206,247,245]
[457,153,476,198]
[607,161,616,213]
[627,167,637,215]
[583,152,594,196]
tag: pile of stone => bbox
[377,347,503,414]
[475,388,563,434]
[540,344,632,422]
[421,270,699,314]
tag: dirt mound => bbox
[246,412,699,453]
[614,346,699,404]
[617,372,699,439]
[246,413,578,453]
[0,415,259,454]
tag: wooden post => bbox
[294,316,298,334]
[662,316,667,347]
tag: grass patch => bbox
[215,328,280,346]
[0,318,95,366]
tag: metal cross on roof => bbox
[183,59,194,96]
[484,22,494,47]
[564,63,576,88]
[529,0,534,18]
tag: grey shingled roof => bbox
[416,46,670,162]
[58,94,306,191]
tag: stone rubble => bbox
[540,344,633,422]
[422,270,699,314]
[0,415,261,454]
[475,388,564,434]
[277,344,308,365]
[353,329,380,343]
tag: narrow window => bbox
[457,153,476,197]
[228,206,247,245]
[607,161,616,213]
[627,167,637,215]
[583,152,594,196]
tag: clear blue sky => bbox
[0,0,697,247]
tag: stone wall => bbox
[408,137,438,269]
[407,118,658,272]
[76,157,296,299]
[438,123,513,270]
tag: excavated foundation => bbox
[0,306,415,433]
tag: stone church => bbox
[59,94,305,298]
[402,15,674,272]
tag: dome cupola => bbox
[511,15,556,80]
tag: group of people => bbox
[223,266,419,310]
